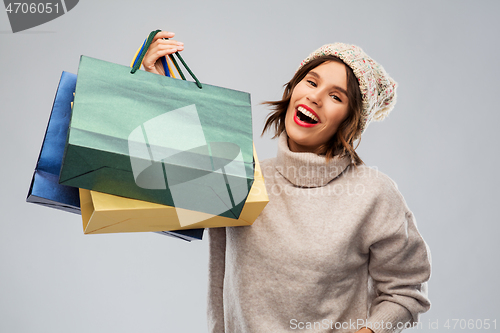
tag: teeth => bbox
[298,106,319,122]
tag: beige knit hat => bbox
[298,43,397,136]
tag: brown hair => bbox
[262,55,364,165]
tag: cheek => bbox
[326,106,349,130]
[291,84,306,100]
[335,110,348,124]
[285,100,296,119]
[334,104,350,120]
[284,105,293,129]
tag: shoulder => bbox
[342,165,411,225]
[342,165,416,241]
[346,164,406,201]
[259,157,275,169]
[258,157,278,182]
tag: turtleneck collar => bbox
[274,134,352,188]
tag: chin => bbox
[286,130,317,152]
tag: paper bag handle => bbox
[131,38,173,78]
[130,29,202,89]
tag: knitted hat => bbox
[298,43,397,137]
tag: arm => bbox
[141,31,184,75]
[366,210,431,333]
[207,227,227,333]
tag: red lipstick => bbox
[293,104,320,128]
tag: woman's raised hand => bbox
[142,31,184,75]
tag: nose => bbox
[306,89,322,107]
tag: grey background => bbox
[1,0,499,332]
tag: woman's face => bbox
[285,61,350,154]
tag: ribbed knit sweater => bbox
[208,134,431,333]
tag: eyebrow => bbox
[308,71,348,97]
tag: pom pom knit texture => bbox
[298,43,398,136]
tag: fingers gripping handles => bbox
[131,29,202,89]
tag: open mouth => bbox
[296,106,319,124]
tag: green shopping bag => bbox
[59,30,254,220]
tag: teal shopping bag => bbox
[59,30,254,220]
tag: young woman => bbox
[143,32,431,333]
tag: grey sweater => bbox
[208,135,431,333]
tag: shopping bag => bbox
[59,30,254,221]
[26,72,204,241]
[26,71,80,213]
[79,148,268,234]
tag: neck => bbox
[275,134,351,188]
[287,137,322,154]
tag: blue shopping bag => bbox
[27,71,80,213]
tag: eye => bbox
[307,80,317,87]
[330,94,342,102]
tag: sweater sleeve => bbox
[365,210,431,333]
[207,227,227,333]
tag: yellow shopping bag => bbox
[79,148,268,234]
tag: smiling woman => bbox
[263,54,364,164]
[141,36,431,333]
[286,61,351,153]
[206,43,430,333]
